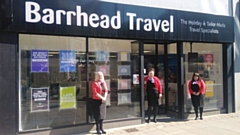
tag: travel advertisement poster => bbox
[59,86,76,109]
[31,87,49,112]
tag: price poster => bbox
[31,87,49,112]
[117,93,132,105]
[118,79,131,90]
[118,52,130,61]
[205,54,213,69]
[96,65,110,76]
[96,51,109,61]
[118,65,131,76]
[205,80,214,97]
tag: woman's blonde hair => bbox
[95,71,104,81]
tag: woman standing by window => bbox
[188,72,206,120]
[92,71,108,134]
[144,68,162,123]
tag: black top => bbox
[191,81,200,92]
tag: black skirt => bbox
[92,99,106,120]
[191,94,204,107]
[146,80,159,107]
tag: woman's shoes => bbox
[195,117,203,120]
[100,129,107,134]
[96,130,101,134]
[153,119,157,123]
[146,119,150,123]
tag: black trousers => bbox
[191,94,204,118]
[147,105,158,120]
[92,99,105,131]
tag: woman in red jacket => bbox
[92,71,108,134]
[188,72,206,120]
[144,68,162,123]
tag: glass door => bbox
[166,43,178,112]
[143,43,167,114]
[131,41,180,120]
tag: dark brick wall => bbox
[0,33,18,135]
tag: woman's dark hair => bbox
[191,72,200,82]
[149,68,155,72]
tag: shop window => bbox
[19,34,86,131]
[89,38,141,121]
[183,42,224,113]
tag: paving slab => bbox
[74,113,240,135]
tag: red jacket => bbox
[92,81,108,100]
[188,79,206,94]
[144,76,162,94]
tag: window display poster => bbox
[31,87,49,112]
[205,54,213,69]
[133,74,139,84]
[117,93,132,105]
[31,50,49,72]
[203,70,209,78]
[118,65,131,76]
[118,79,131,90]
[96,51,109,61]
[205,80,214,97]
[60,86,76,109]
[60,50,76,72]
[118,52,130,61]
[96,65,110,76]
[188,52,198,72]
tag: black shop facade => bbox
[0,0,235,134]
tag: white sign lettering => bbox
[25,1,174,33]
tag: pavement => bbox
[77,112,240,135]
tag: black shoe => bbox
[101,129,106,134]
[200,117,203,120]
[146,119,150,123]
[153,119,157,123]
[195,117,198,120]
[96,130,101,134]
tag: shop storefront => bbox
[0,0,235,135]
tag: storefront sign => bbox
[31,87,49,112]
[31,50,48,72]
[12,0,234,43]
[60,50,76,72]
[60,86,76,109]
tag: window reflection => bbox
[19,35,86,131]
[89,38,141,121]
[183,42,223,113]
